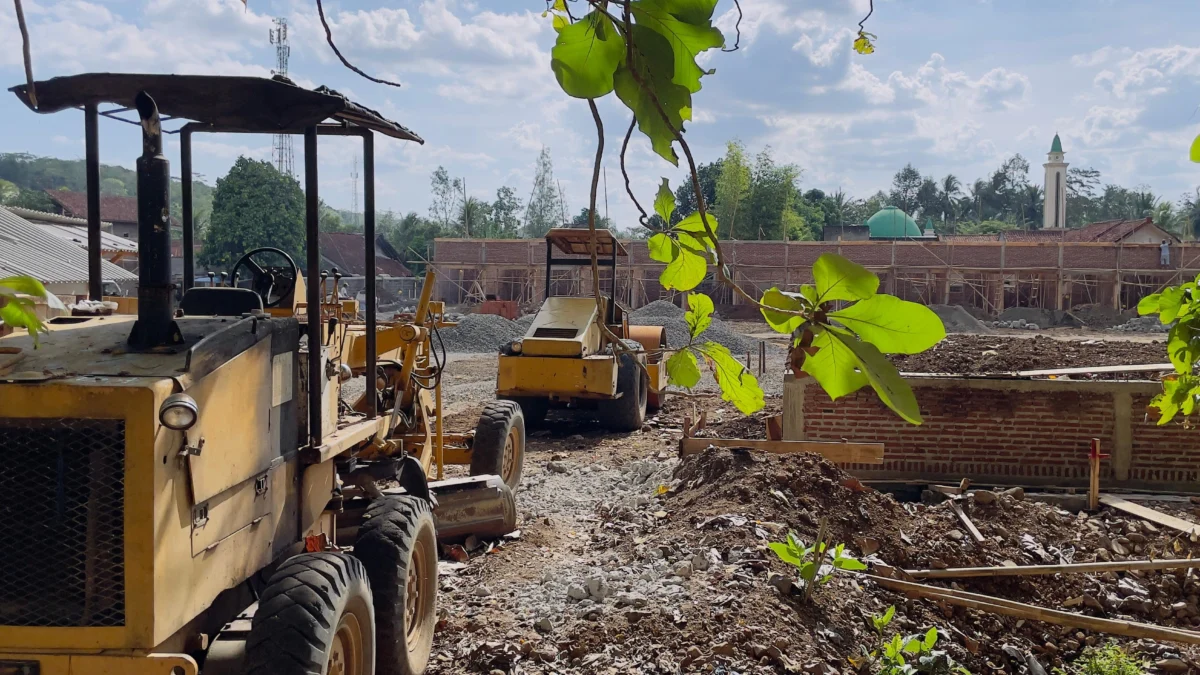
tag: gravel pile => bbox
[439,313,523,352]
[1113,315,1171,333]
[630,300,754,353]
[990,319,1041,330]
[515,314,536,333]
[929,304,992,333]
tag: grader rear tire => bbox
[471,400,526,490]
[601,342,648,432]
[244,552,375,675]
[354,495,438,675]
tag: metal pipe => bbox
[128,92,178,349]
[398,269,436,411]
[305,126,322,447]
[363,132,377,420]
[544,237,552,300]
[84,104,101,301]
[181,127,194,292]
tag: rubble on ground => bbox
[892,334,1165,377]
[1113,315,1171,334]
[630,299,756,353]
[929,304,994,334]
[438,313,524,352]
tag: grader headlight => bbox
[159,393,199,430]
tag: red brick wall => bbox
[796,379,1199,491]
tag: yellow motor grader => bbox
[0,73,523,675]
[495,228,669,430]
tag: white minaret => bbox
[1042,133,1068,229]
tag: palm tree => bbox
[1180,189,1200,241]
[939,174,961,231]
[1153,201,1180,237]
[457,197,491,238]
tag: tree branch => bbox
[858,0,874,33]
[13,0,36,108]
[587,99,630,350]
[721,0,743,53]
[316,0,403,89]
[620,116,651,230]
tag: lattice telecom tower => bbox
[269,17,294,177]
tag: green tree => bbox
[524,147,564,237]
[490,186,523,238]
[429,166,462,231]
[569,207,614,230]
[889,164,922,214]
[738,148,800,240]
[1067,167,1102,227]
[915,177,940,221]
[199,157,305,270]
[381,211,443,274]
[713,140,751,238]
[938,175,961,231]
[1180,189,1200,240]
[99,177,127,196]
[456,197,491,238]
[671,159,721,226]
[0,179,18,204]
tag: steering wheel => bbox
[229,247,298,308]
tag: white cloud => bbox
[838,62,893,104]
[1095,45,1200,98]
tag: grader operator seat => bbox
[179,247,297,316]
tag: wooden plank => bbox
[1100,495,1200,536]
[907,557,1200,580]
[949,500,986,543]
[865,574,1200,646]
[1018,363,1173,377]
[677,437,884,464]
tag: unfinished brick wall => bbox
[783,376,1200,491]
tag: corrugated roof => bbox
[35,223,138,254]
[6,205,114,230]
[319,232,413,277]
[0,206,137,283]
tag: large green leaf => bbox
[828,327,923,424]
[673,212,718,250]
[0,296,46,346]
[828,294,946,354]
[1138,292,1162,316]
[647,232,678,264]
[660,240,707,290]
[768,541,803,568]
[812,253,879,304]
[760,287,806,334]
[801,328,869,400]
[1191,134,1200,163]
[685,292,713,339]
[550,11,625,99]
[613,23,691,165]
[654,178,675,224]
[1157,286,1187,324]
[0,275,49,297]
[630,0,724,94]
[699,341,764,414]
[1167,323,1200,373]
[665,348,702,388]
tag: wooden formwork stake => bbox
[864,573,1200,645]
[949,500,986,543]
[759,341,766,375]
[906,556,1200,580]
[1088,438,1108,511]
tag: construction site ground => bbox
[403,317,1198,674]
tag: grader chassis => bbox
[0,73,523,675]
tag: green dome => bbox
[1050,133,1063,153]
[865,206,922,238]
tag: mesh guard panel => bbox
[0,418,126,627]
[532,327,578,339]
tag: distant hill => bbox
[0,153,215,226]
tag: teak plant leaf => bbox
[685,292,713,338]
[550,11,625,99]
[1139,277,1200,424]
[827,294,946,355]
[0,275,61,347]
[698,341,763,415]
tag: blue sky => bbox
[1,0,1198,229]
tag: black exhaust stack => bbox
[128,91,183,349]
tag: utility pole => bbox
[269,18,293,177]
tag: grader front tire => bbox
[353,495,438,675]
[471,400,526,490]
[244,552,376,675]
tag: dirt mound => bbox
[1070,303,1134,329]
[892,334,1165,377]
[658,448,1200,671]
[930,304,993,334]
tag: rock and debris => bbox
[427,394,1200,674]
[891,334,1165,377]
[1113,315,1171,334]
[437,313,525,353]
[630,299,757,353]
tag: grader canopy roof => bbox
[9,73,424,142]
[545,228,628,257]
